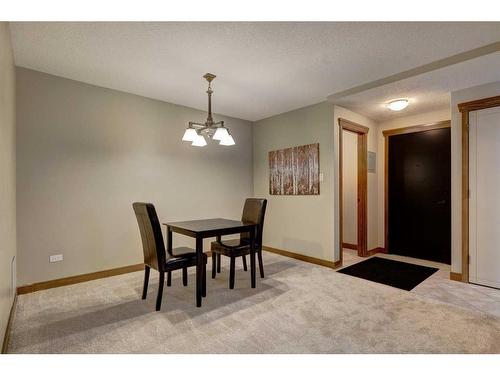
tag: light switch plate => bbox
[49,254,64,263]
[319,172,324,182]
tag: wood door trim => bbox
[342,242,358,250]
[338,118,369,260]
[368,247,386,256]
[384,136,389,253]
[383,120,451,253]
[459,95,500,283]
[382,120,451,137]
[357,128,368,257]
[339,118,369,134]
[458,95,500,112]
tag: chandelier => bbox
[182,73,235,147]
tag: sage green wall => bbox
[16,68,253,285]
[253,102,335,261]
[0,23,16,346]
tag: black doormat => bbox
[337,257,439,291]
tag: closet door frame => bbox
[338,118,369,260]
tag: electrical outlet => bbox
[49,254,64,263]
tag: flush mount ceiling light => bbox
[387,98,409,111]
[182,73,235,147]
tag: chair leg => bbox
[202,263,207,297]
[258,249,265,278]
[229,256,235,289]
[156,271,165,311]
[142,266,150,299]
[242,255,248,271]
[167,271,172,286]
[182,267,187,286]
[216,254,221,273]
[211,252,217,279]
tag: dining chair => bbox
[210,198,267,289]
[133,202,207,311]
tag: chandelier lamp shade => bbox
[181,127,198,142]
[182,73,235,147]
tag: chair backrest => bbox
[132,202,165,271]
[240,198,267,248]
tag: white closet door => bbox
[469,106,500,288]
[342,130,358,246]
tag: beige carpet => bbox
[8,252,500,353]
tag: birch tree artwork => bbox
[269,143,320,195]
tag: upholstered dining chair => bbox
[210,198,267,289]
[133,202,207,310]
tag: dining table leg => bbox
[195,236,203,307]
[250,226,256,288]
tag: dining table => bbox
[163,218,258,307]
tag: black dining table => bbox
[163,218,258,307]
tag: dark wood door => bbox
[388,128,451,264]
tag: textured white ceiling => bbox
[333,52,500,122]
[9,22,500,121]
